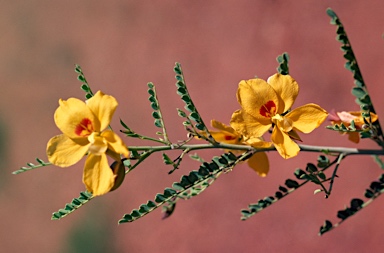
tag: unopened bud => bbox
[109,160,126,192]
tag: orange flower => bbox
[205,120,271,177]
[231,74,328,159]
[329,111,378,143]
[46,91,129,196]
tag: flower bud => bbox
[109,160,126,192]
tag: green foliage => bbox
[75,65,94,99]
[120,118,169,145]
[276,52,290,75]
[326,121,357,132]
[15,9,384,236]
[319,174,384,235]
[12,158,51,174]
[241,155,338,221]
[147,82,167,133]
[373,155,384,169]
[189,153,206,163]
[174,63,215,143]
[327,8,384,144]
[118,152,242,224]
[51,191,93,220]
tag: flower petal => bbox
[348,132,360,143]
[88,133,108,155]
[47,134,90,167]
[247,152,269,177]
[102,130,129,158]
[211,120,237,135]
[267,74,299,114]
[86,91,118,131]
[347,111,378,128]
[55,98,100,138]
[286,104,328,133]
[237,79,280,120]
[271,126,300,159]
[230,110,271,139]
[83,154,115,196]
[210,131,240,144]
[245,137,273,148]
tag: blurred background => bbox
[1,1,384,252]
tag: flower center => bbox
[272,114,293,133]
[260,100,277,118]
[87,132,108,155]
[75,118,94,137]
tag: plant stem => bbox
[127,143,384,156]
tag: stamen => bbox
[260,101,276,118]
[75,118,94,137]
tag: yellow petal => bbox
[230,110,271,138]
[101,130,129,158]
[88,133,108,155]
[286,104,328,133]
[237,79,280,120]
[211,120,237,135]
[369,112,378,123]
[55,97,100,138]
[245,137,273,148]
[247,152,269,177]
[348,132,360,143]
[83,154,115,196]
[210,131,241,144]
[267,74,299,114]
[272,114,293,132]
[347,111,378,128]
[86,91,118,131]
[271,126,300,159]
[47,134,90,167]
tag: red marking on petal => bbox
[259,101,276,118]
[224,135,236,141]
[75,118,94,136]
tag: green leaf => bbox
[147,82,154,89]
[162,153,173,165]
[285,179,299,189]
[155,194,166,203]
[306,163,318,173]
[51,191,93,220]
[351,87,366,98]
[81,84,90,92]
[326,8,337,19]
[152,111,161,119]
[147,200,156,208]
[154,119,163,128]
[13,158,51,174]
[119,152,242,224]
[319,220,333,235]
[294,169,307,180]
[163,188,177,198]
[172,182,185,191]
[77,75,86,82]
[177,108,187,117]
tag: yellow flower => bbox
[230,74,328,159]
[329,110,378,143]
[207,120,271,177]
[46,91,129,196]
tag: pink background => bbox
[1,1,384,252]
